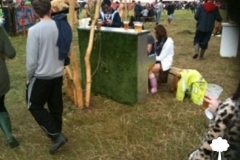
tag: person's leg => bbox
[193,30,203,59]
[167,15,171,25]
[148,63,161,93]
[155,12,160,25]
[28,77,67,154]
[47,77,63,132]
[0,95,19,148]
[28,78,60,135]
[199,32,211,59]
[159,12,162,23]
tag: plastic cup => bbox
[97,19,103,29]
[202,84,223,110]
[123,21,129,30]
[133,21,143,32]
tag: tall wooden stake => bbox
[84,0,101,107]
[124,0,128,20]
[65,0,84,108]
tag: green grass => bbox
[1,10,240,160]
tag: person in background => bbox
[77,0,86,19]
[0,25,19,149]
[26,0,68,154]
[141,6,148,22]
[99,0,122,27]
[0,0,12,33]
[148,25,174,94]
[192,0,222,59]
[166,2,175,25]
[154,0,163,25]
[115,1,120,10]
[134,1,142,21]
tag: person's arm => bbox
[26,28,38,81]
[194,5,201,20]
[147,35,155,54]
[204,94,221,114]
[1,26,16,59]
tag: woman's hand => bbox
[204,95,221,114]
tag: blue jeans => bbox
[155,12,161,24]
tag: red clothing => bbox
[204,1,216,12]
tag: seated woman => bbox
[99,0,122,27]
[148,25,174,94]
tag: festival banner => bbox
[14,5,35,33]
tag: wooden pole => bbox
[65,0,84,108]
[84,0,101,107]
[124,0,128,20]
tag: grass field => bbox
[1,10,240,160]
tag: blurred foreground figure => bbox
[0,25,19,148]
[189,1,240,159]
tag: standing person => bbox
[148,25,174,93]
[192,0,222,59]
[0,25,19,148]
[26,0,68,154]
[154,0,163,25]
[141,6,148,22]
[166,2,175,25]
[99,0,122,27]
[0,0,10,33]
[134,1,142,21]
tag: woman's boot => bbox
[192,43,200,59]
[0,112,19,148]
[149,74,158,94]
[200,49,206,60]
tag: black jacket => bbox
[195,3,222,32]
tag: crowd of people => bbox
[1,0,240,159]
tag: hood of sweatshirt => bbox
[204,2,216,12]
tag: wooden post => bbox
[65,0,84,108]
[84,0,101,107]
[124,0,128,20]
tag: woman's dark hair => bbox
[32,0,51,18]
[154,25,167,40]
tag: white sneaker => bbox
[216,34,221,37]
